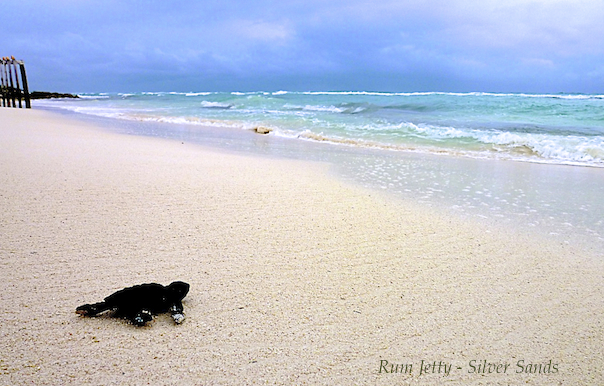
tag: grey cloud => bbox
[2,0,603,92]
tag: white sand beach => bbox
[1,108,603,385]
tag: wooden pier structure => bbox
[1,56,31,108]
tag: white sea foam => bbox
[141,92,165,96]
[201,101,233,109]
[303,105,346,113]
[484,132,604,165]
[282,103,369,114]
[231,91,271,96]
[407,122,604,165]
[272,121,604,167]
[186,92,214,96]
[121,113,251,130]
[290,90,604,100]
[77,95,110,99]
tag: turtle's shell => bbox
[105,283,171,316]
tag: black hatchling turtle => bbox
[76,281,190,326]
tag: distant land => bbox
[30,91,79,99]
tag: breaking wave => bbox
[201,101,233,109]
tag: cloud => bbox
[437,0,604,55]
[232,19,294,43]
[521,58,556,68]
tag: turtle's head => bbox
[167,281,190,300]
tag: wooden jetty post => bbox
[1,56,31,108]
[0,64,4,107]
[0,58,8,107]
[8,58,21,108]
[19,59,31,108]
[6,58,17,107]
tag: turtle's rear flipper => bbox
[76,302,109,316]
[131,309,153,326]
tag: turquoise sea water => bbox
[35,91,604,252]
[37,91,604,167]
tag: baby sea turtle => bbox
[76,281,190,326]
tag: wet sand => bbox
[1,108,603,385]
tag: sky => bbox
[2,0,604,93]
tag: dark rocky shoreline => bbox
[30,91,79,99]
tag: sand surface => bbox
[1,108,603,385]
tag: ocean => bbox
[34,91,604,252]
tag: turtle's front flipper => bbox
[76,302,110,316]
[169,302,185,324]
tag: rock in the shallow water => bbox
[253,126,272,134]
